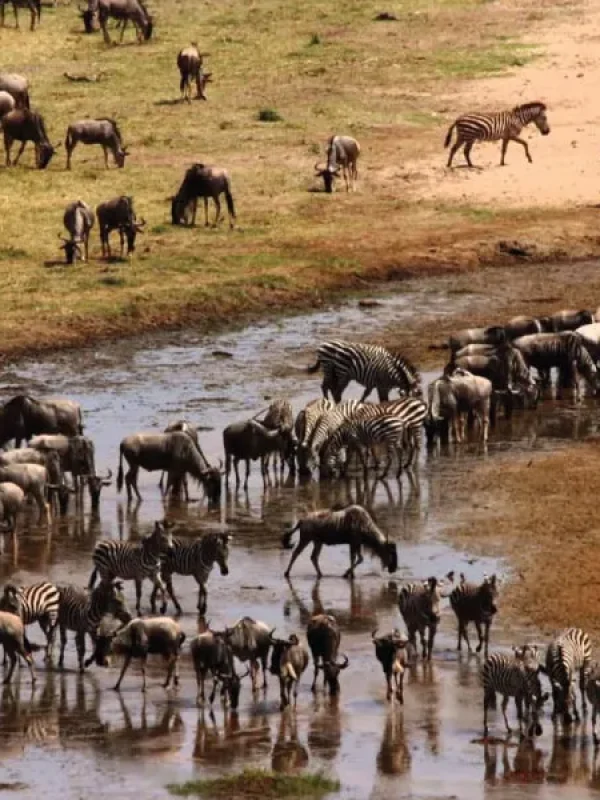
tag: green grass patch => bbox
[427,42,539,77]
[257,108,284,122]
[166,769,340,798]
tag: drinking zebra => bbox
[444,102,550,168]
[482,649,547,738]
[398,576,448,660]
[545,627,592,726]
[0,581,60,662]
[306,400,362,470]
[351,397,427,467]
[57,579,132,672]
[294,397,335,476]
[307,340,421,403]
[149,532,231,615]
[585,663,600,745]
[449,573,498,656]
[88,520,174,614]
[320,415,407,480]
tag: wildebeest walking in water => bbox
[0,0,40,31]
[177,44,211,102]
[3,109,58,169]
[65,119,129,169]
[0,395,83,449]
[171,164,236,228]
[97,0,152,44]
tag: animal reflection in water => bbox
[308,695,342,762]
[377,712,411,776]
[193,708,271,766]
[272,711,309,772]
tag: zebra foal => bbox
[0,581,60,662]
[149,532,231,616]
[445,102,550,168]
[544,627,592,726]
[352,397,427,468]
[482,649,547,738]
[449,573,498,656]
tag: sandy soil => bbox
[407,0,600,208]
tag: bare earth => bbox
[408,0,600,207]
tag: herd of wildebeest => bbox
[0,302,598,740]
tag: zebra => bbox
[444,101,550,168]
[449,573,498,656]
[57,579,131,672]
[294,397,335,476]
[0,581,60,662]
[321,415,407,480]
[585,663,600,745]
[482,650,547,738]
[307,340,421,403]
[149,532,231,616]
[88,520,174,614]
[351,397,427,467]
[307,400,362,469]
[545,627,592,726]
[398,576,448,660]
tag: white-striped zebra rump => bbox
[545,627,592,725]
[482,650,546,738]
[322,414,407,478]
[0,581,60,660]
[397,578,442,660]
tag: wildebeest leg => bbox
[29,4,35,30]
[126,465,141,501]
[84,233,89,262]
[190,197,198,226]
[213,196,222,227]
[344,544,363,579]
[119,228,125,258]
[243,458,251,491]
[283,535,310,578]
[120,18,127,42]
[113,653,132,691]
[310,541,324,578]
[12,141,27,166]
[447,135,463,167]
[311,655,319,692]
[134,578,143,615]
[343,165,349,192]
[102,145,109,169]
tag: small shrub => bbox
[257,108,283,123]
[308,33,321,45]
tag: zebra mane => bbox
[515,101,546,114]
[390,351,420,386]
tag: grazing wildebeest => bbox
[0,0,40,30]
[269,632,309,711]
[223,419,295,490]
[513,331,596,396]
[0,73,30,109]
[2,109,57,169]
[372,629,415,703]
[449,326,506,353]
[425,370,493,446]
[171,163,236,228]
[177,44,210,102]
[97,0,152,43]
[65,119,128,170]
[0,483,26,532]
[0,463,53,523]
[445,102,550,168]
[96,196,145,259]
[224,617,272,691]
[282,504,398,579]
[306,614,349,696]
[0,395,83,449]
[117,431,222,503]
[59,200,95,264]
[314,135,360,193]
[0,91,15,119]
[190,629,248,708]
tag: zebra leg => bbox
[500,137,509,166]
[580,667,588,715]
[58,624,68,669]
[134,579,143,615]
[463,141,475,168]
[75,631,87,673]
[594,703,599,746]
[39,617,56,663]
[475,620,485,653]
[447,137,463,167]
[511,136,532,164]
[283,537,310,578]
[163,574,181,615]
[309,542,324,579]
[196,583,207,615]
[502,694,513,734]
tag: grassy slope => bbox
[0,0,584,354]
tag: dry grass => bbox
[444,444,600,637]
[0,0,589,355]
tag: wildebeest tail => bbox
[224,182,236,220]
[444,122,456,148]
[306,357,321,374]
[117,445,124,492]
[180,73,187,93]
[178,632,186,649]
[281,522,300,549]
[23,634,44,654]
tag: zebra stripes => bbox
[482,650,546,738]
[57,579,131,672]
[0,581,60,661]
[150,532,231,616]
[398,577,442,660]
[322,415,406,479]
[586,663,600,745]
[352,398,427,467]
[307,340,421,403]
[545,627,592,725]
[308,400,362,460]
[449,573,498,656]
[88,520,173,614]
[445,102,550,168]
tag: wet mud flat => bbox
[0,278,599,798]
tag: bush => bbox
[257,108,283,122]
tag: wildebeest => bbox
[0,73,30,109]
[314,135,360,193]
[223,419,295,490]
[96,196,146,259]
[546,309,593,333]
[0,395,83,449]
[255,399,295,478]
[0,483,26,532]
[513,331,597,396]
[0,91,15,119]
[425,371,493,445]
[190,629,248,709]
[0,611,37,685]
[65,119,128,169]
[306,614,349,696]
[372,629,415,703]
[505,316,544,340]
[449,573,498,656]
[269,632,309,710]
[224,617,272,691]
[0,0,40,31]
[158,420,198,493]
[97,0,152,43]
[177,44,210,102]
[576,323,600,363]
[117,431,222,503]
[2,109,57,169]
[282,504,398,579]
[59,200,95,264]
[0,463,53,523]
[449,326,506,353]
[0,447,62,484]
[171,163,236,228]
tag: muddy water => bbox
[0,282,599,799]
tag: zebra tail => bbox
[306,359,321,374]
[117,446,124,492]
[88,567,98,590]
[444,122,456,148]
[281,522,300,549]
[484,688,497,710]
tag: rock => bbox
[374,11,398,20]
[358,299,383,308]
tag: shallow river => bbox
[0,280,599,800]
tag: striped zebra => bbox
[88,520,174,614]
[307,340,421,403]
[295,397,335,476]
[57,579,131,672]
[352,398,427,467]
[321,415,406,479]
[444,101,550,168]
[308,400,362,464]
[0,581,60,662]
[482,650,547,738]
[398,577,445,660]
[449,573,498,656]
[545,627,592,725]
[585,663,600,745]
[149,532,231,616]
